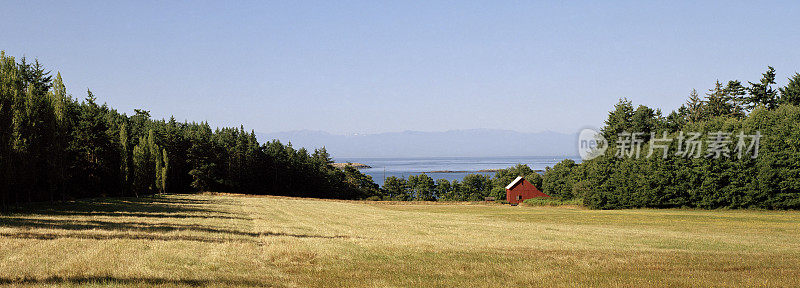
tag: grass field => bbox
[1,194,800,287]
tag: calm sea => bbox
[334,156,581,186]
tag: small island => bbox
[332,162,372,169]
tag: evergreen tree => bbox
[148,130,163,193]
[188,122,218,191]
[119,122,130,196]
[435,179,452,200]
[18,58,51,93]
[461,174,492,201]
[132,139,149,196]
[779,73,800,106]
[0,52,22,208]
[705,80,734,118]
[408,174,435,200]
[746,66,779,110]
[724,80,747,117]
[542,159,577,198]
[48,72,72,200]
[161,148,169,193]
[685,89,705,123]
[664,110,686,133]
[133,136,148,195]
[155,146,163,193]
[342,165,380,199]
[383,176,409,200]
[631,105,659,142]
[70,90,116,197]
[601,98,634,140]
[313,147,333,164]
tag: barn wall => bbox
[506,179,549,204]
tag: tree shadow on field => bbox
[0,194,351,243]
[0,276,275,287]
[0,230,350,242]
[0,217,256,235]
[0,195,349,287]
[0,217,350,239]
[11,195,236,218]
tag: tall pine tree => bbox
[746,66,779,110]
[779,73,800,106]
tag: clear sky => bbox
[3,1,799,135]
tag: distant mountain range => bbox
[256,129,578,158]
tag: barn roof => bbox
[505,176,524,190]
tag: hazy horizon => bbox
[257,129,579,158]
[256,127,576,136]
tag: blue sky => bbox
[3,1,799,134]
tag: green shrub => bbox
[523,197,584,207]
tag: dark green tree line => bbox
[546,66,800,209]
[0,52,379,209]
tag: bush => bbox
[523,197,584,207]
[542,159,577,199]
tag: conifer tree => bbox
[631,105,659,142]
[313,147,333,164]
[705,80,734,118]
[119,123,130,196]
[0,52,20,208]
[161,148,169,193]
[408,174,435,200]
[724,80,747,117]
[746,66,779,110]
[188,122,218,191]
[779,73,800,106]
[132,140,147,197]
[601,98,634,140]
[48,72,70,199]
[72,90,116,197]
[156,148,163,193]
[685,89,705,123]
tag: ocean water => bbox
[335,156,581,186]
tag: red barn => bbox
[505,176,550,204]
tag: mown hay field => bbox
[1,193,800,287]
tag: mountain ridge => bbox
[256,129,578,158]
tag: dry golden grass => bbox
[1,193,800,287]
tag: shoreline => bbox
[421,169,502,173]
[414,169,544,173]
